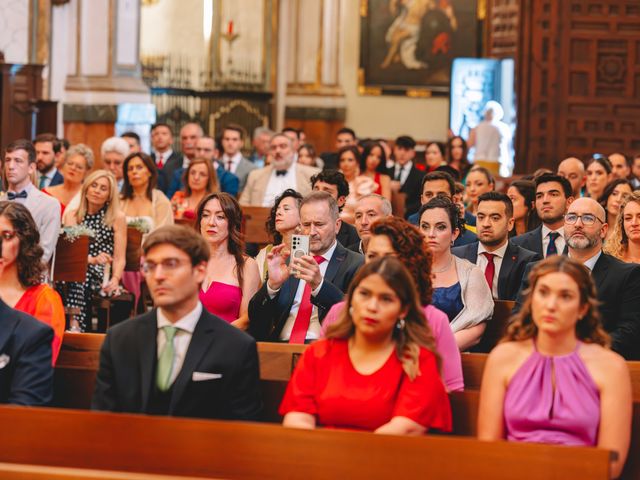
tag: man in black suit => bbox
[311,170,360,249]
[151,122,196,194]
[248,192,364,342]
[511,173,573,258]
[389,135,423,218]
[92,225,262,419]
[516,197,640,359]
[0,233,53,406]
[319,127,357,171]
[453,192,541,301]
[34,133,64,189]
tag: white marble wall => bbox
[0,0,29,64]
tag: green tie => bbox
[156,326,179,392]
[38,175,47,189]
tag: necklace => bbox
[432,255,453,274]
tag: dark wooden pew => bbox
[474,299,515,353]
[0,462,197,479]
[0,405,613,480]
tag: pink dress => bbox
[321,302,464,392]
[504,341,600,446]
[199,282,242,323]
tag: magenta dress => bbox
[320,302,464,392]
[199,282,242,323]
[504,342,600,446]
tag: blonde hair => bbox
[604,191,640,260]
[325,257,440,380]
[76,169,120,227]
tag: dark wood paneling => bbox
[486,0,520,58]
[516,0,640,173]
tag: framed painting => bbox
[359,0,479,96]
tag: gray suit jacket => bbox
[234,158,258,193]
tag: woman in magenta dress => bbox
[478,256,631,478]
[280,257,452,434]
[320,216,463,392]
[196,192,260,329]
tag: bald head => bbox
[565,197,607,255]
[558,157,585,198]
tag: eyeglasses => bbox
[141,258,189,274]
[0,230,16,241]
[564,213,605,226]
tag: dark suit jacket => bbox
[248,242,364,341]
[92,307,262,420]
[49,170,64,187]
[153,151,183,194]
[337,221,360,249]
[514,252,640,360]
[510,225,568,258]
[399,165,423,218]
[0,300,53,406]
[452,241,541,301]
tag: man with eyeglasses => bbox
[1,139,60,263]
[511,173,573,258]
[517,197,640,359]
[92,225,262,419]
[407,171,477,246]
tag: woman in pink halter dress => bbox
[478,256,632,478]
[196,193,260,328]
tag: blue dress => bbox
[432,283,464,323]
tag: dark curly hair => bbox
[266,189,303,245]
[370,216,433,305]
[195,192,246,288]
[504,256,609,346]
[0,202,46,287]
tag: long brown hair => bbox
[121,152,158,200]
[182,158,219,197]
[504,256,609,346]
[195,192,246,288]
[325,257,439,380]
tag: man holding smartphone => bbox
[248,192,364,343]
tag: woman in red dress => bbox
[280,257,451,434]
[0,202,65,364]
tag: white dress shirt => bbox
[267,241,338,341]
[570,250,602,272]
[221,152,243,174]
[2,182,61,263]
[154,149,173,168]
[477,240,509,298]
[394,161,413,185]
[262,164,298,207]
[541,225,566,258]
[156,302,203,386]
[38,167,59,189]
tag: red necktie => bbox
[289,255,326,344]
[482,252,495,294]
[157,154,164,169]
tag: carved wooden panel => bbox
[516,0,640,173]
[486,0,519,58]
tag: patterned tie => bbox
[546,231,560,257]
[482,252,496,294]
[156,326,179,391]
[157,154,164,169]
[289,255,326,344]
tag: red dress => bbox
[279,339,452,432]
[373,172,382,195]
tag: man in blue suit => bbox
[34,133,64,189]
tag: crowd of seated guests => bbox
[3,124,640,478]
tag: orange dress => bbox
[15,284,65,365]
